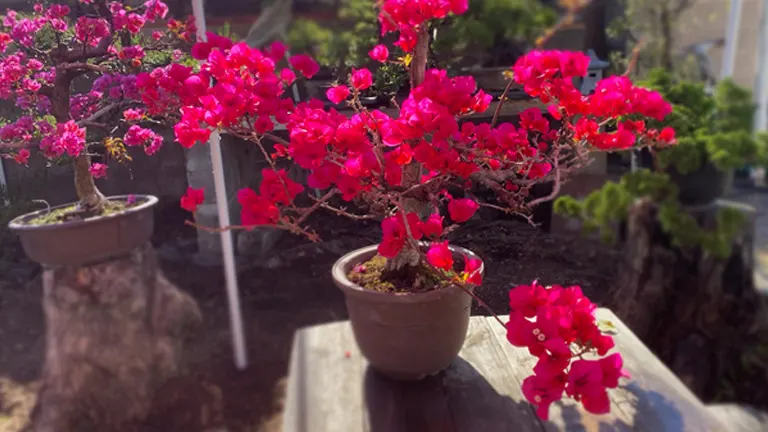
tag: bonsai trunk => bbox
[52,72,105,212]
[608,198,768,401]
[383,27,432,280]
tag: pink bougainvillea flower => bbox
[378,212,423,258]
[566,359,611,415]
[508,281,549,318]
[462,255,483,285]
[237,188,280,226]
[521,373,566,420]
[123,108,144,121]
[351,68,373,91]
[280,68,296,85]
[598,353,630,388]
[259,168,303,205]
[421,213,443,238]
[426,241,454,271]
[88,163,108,179]
[12,148,30,165]
[180,187,204,212]
[265,40,287,61]
[447,198,479,223]
[369,44,389,63]
[289,54,319,78]
[326,85,350,104]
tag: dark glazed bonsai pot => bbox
[8,195,158,266]
[634,149,732,206]
[332,244,483,381]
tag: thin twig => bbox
[455,282,507,329]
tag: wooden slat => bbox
[708,404,768,432]
[284,309,730,432]
[593,309,728,432]
[486,315,635,431]
[282,321,366,432]
[443,316,546,432]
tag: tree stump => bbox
[609,198,768,404]
[29,243,202,432]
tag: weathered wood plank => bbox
[707,404,768,432]
[284,310,729,432]
[282,321,366,432]
[593,309,728,432]
[443,316,546,432]
[362,366,455,432]
[486,315,635,431]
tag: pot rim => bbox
[8,194,158,232]
[332,243,484,302]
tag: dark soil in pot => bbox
[333,244,483,381]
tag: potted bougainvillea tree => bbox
[146,0,675,419]
[0,2,201,430]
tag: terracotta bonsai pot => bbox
[332,244,483,381]
[8,195,158,266]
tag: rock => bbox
[29,243,202,432]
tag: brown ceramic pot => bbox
[332,244,483,380]
[8,195,158,266]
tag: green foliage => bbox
[554,169,746,259]
[607,0,700,79]
[432,0,556,68]
[554,170,673,243]
[374,61,409,97]
[640,69,768,172]
[287,0,378,74]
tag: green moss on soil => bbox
[347,254,455,293]
[24,198,141,226]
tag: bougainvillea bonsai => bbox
[146,0,674,418]
[0,0,194,220]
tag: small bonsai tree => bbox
[555,69,768,257]
[0,0,193,217]
[145,0,676,418]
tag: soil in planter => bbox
[23,198,142,226]
[347,254,455,293]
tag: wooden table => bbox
[282,309,728,432]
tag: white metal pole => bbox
[721,0,743,79]
[192,0,248,370]
[755,0,768,132]
[0,157,9,206]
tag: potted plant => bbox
[0,2,202,429]
[149,0,675,418]
[630,69,768,205]
[0,1,196,264]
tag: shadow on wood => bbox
[363,357,542,432]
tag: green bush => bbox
[555,71,764,258]
[431,0,556,69]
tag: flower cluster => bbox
[379,0,469,51]
[0,0,194,201]
[506,282,628,420]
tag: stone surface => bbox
[30,243,202,432]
